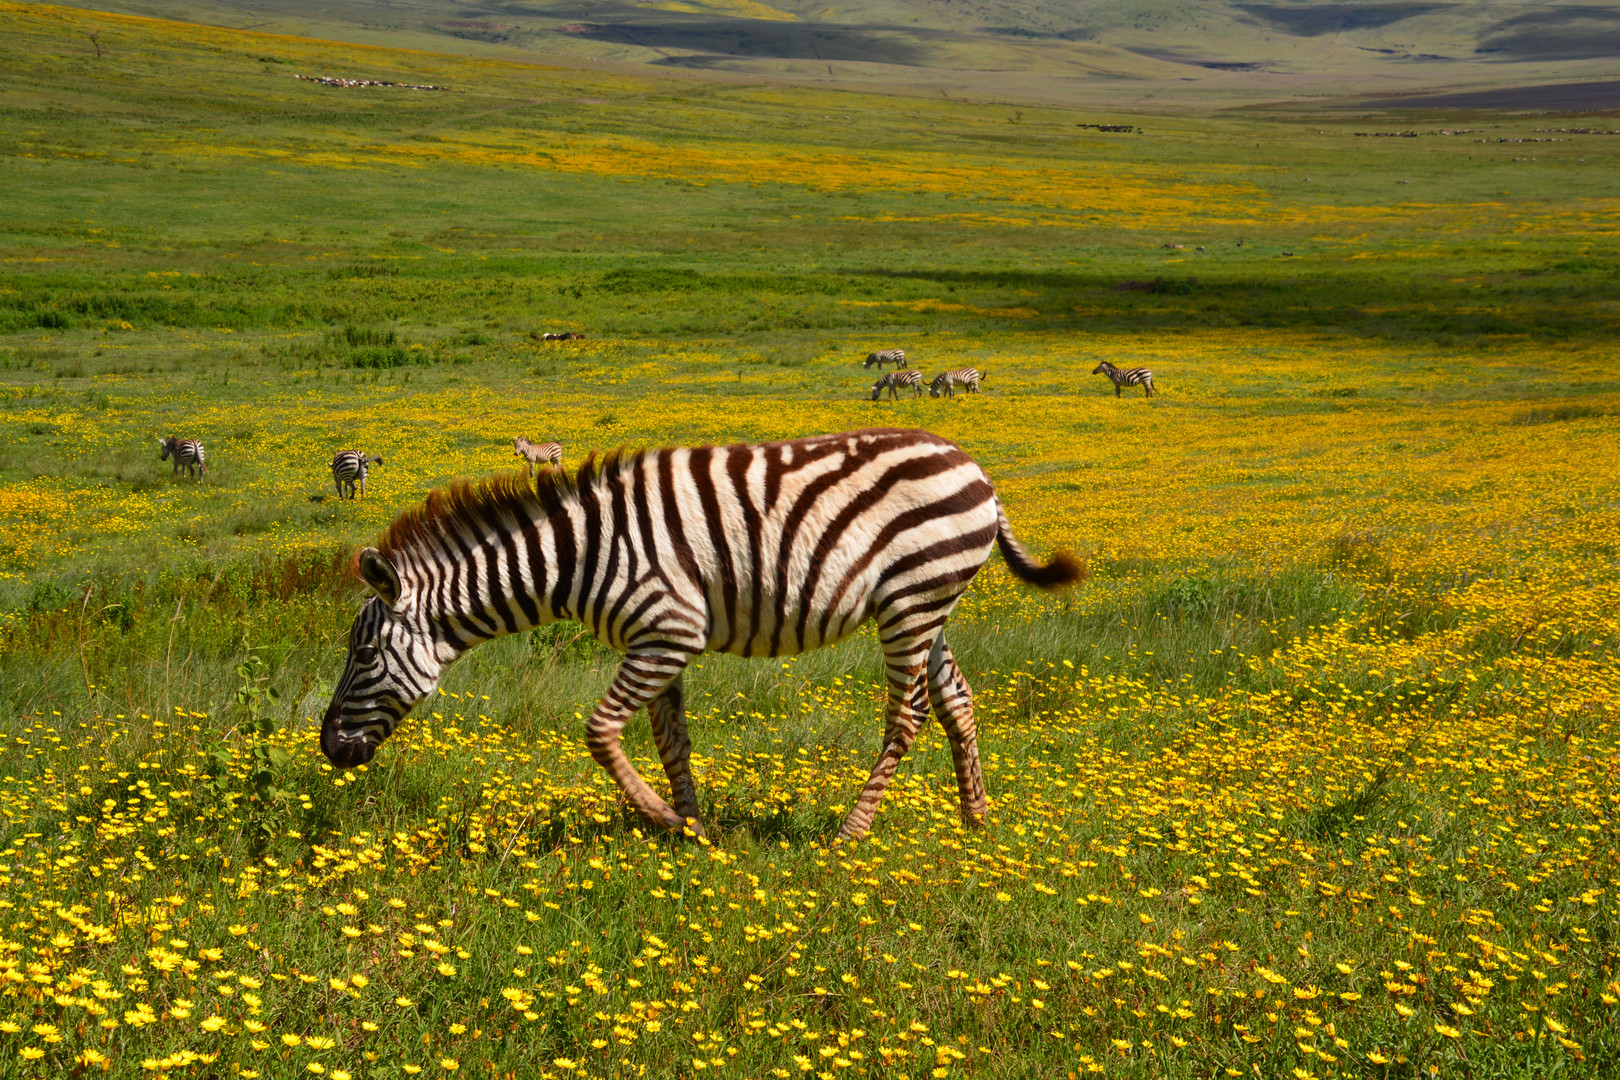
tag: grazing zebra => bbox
[322,428,1083,842]
[158,436,205,479]
[514,437,564,477]
[331,450,383,499]
[863,349,908,370]
[929,368,983,399]
[871,370,923,400]
[1092,361,1155,398]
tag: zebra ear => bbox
[357,547,403,609]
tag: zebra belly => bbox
[703,582,874,658]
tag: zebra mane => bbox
[367,448,647,571]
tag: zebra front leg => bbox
[647,675,704,835]
[585,648,694,833]
[836,650,930,843]
[927,636,987,826]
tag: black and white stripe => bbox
[158,436,205,479]
[514,437,563,477]
[871,370,923,400]
[1092,361,1155,398]
[863,349,908,370]
[331,450,383,499]
[322,428,1083,841]
[929,368,983,399]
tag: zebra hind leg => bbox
[647,675,704,836]
[927,635,987,826]
[585,646,697,834]
[835,643,932,842]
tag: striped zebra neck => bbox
[372,469,608,653]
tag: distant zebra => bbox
[514,437,564,476]
[871,370,923,400]
[1092,361,1155,398]
[864,349,908,370]
[331,450,383,499]
[158,436,205,479]
[321,428,1084,842]
[930,368,983,399]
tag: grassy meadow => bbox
[3,3,1620,1078]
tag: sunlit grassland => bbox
[1,4,1619,1079]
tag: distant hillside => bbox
[57,0,1620,107]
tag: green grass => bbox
[1,6,1618,1078]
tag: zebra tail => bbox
[994,501,1085,590]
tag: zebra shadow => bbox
[706,803,845,846]
[503,803,841,850]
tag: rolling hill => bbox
[49,0,1620,107]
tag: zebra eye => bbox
[355,645,379,665]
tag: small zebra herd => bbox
[865,349,1157,400]
[155,435,565,498]
[864,351,985,401]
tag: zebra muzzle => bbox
[321,705,378,768]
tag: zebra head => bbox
[513,436,527,457]
[1091,362,1113,376]
[929,381,943,399]
[322,548,445,768]
[870,378,887,401]
[158,436,175,461]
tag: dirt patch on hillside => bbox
[1346,80,1620,111]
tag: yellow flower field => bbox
[1,326,1617,1078]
